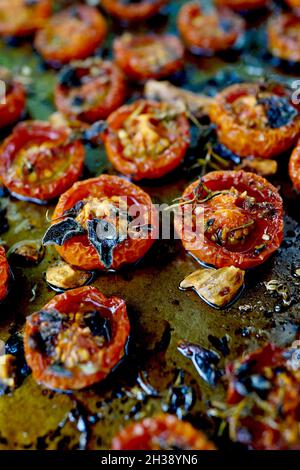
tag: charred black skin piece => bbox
[177,341,223,387]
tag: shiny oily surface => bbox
[0,0,299,450]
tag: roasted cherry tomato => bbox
[0,247,9,303]
[101,0,168,22]
[103,100,190,181]
[55,58,127,123]
[286,0,300,10]
[113,33,184,81]
[42,174,156,271]
[174,171,284,270]
[209,82,300,158]
[0,0,51,37]
[24,286,130,390]
[112,414,216,450]
[0,67,26,129]
[223,343,300,449]
[215,0,269,10]
[177,2,245,54]
[268,13,300,64]
[289,138,300,191]
[34,4,107,65]
[0,121,85,203]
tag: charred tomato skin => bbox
[268,13,300,64]
[101,0,168,22]
[55,59,127,123]
[103,100,190,181]
[113,33,184,81]
[177,2,245,54]
[51,175,156,271]
[215,0,269,10]
[289,139,300,191]
[34,4,107,65]
[209,83,300,158]
[0,80,26,129]
[225,343,300,450]
[175,170,284,270]
[24,286,130,391]
[0,247,9,303]
[0,121,85,203]
[112,414,216,450]
[0,0,52,37]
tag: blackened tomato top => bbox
[55,58,127,123]
[209,82,300,158]
[24,286,130,390]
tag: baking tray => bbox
[0,0,299,450]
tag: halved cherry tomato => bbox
[112,414,216,450]
[174,170,284,270]
[113,33,184,81]
[177,2,245,54]
[268,13,300,63]
[215,0,269,10]
[0,0,51,37]
[0,121,85,203]
[224,343,300,449]
[0,247,9,303]
[289,138,300,191]
[103,100,190,180]
[24,286,130,390]
[34,4,107,65]
[209,82,300,158]
[286,0,300,10]
[0,67,26,128]
[101,0,168,22]
[55,58,127,124]
[44,174,156,271]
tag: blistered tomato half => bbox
[209,82,300,158]
[24,286,130,390]
[175,170,284,270]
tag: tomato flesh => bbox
[0,121,85,203]
[268,13,300,64]
[101,0,168,22]
[55,58,126,123]
[0,247,9,303]
[104,100,190,181]
[24,286,130,390]
[224,343,300,449]
[34,4,107,65]
[112,414,216,450]
[114,33,184,81]
[209,82,300,158]
[46,174,156,271]
[0,0,51,37]
[289,138,300,191]
[175,170,284,270]
[177,2,245,54]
